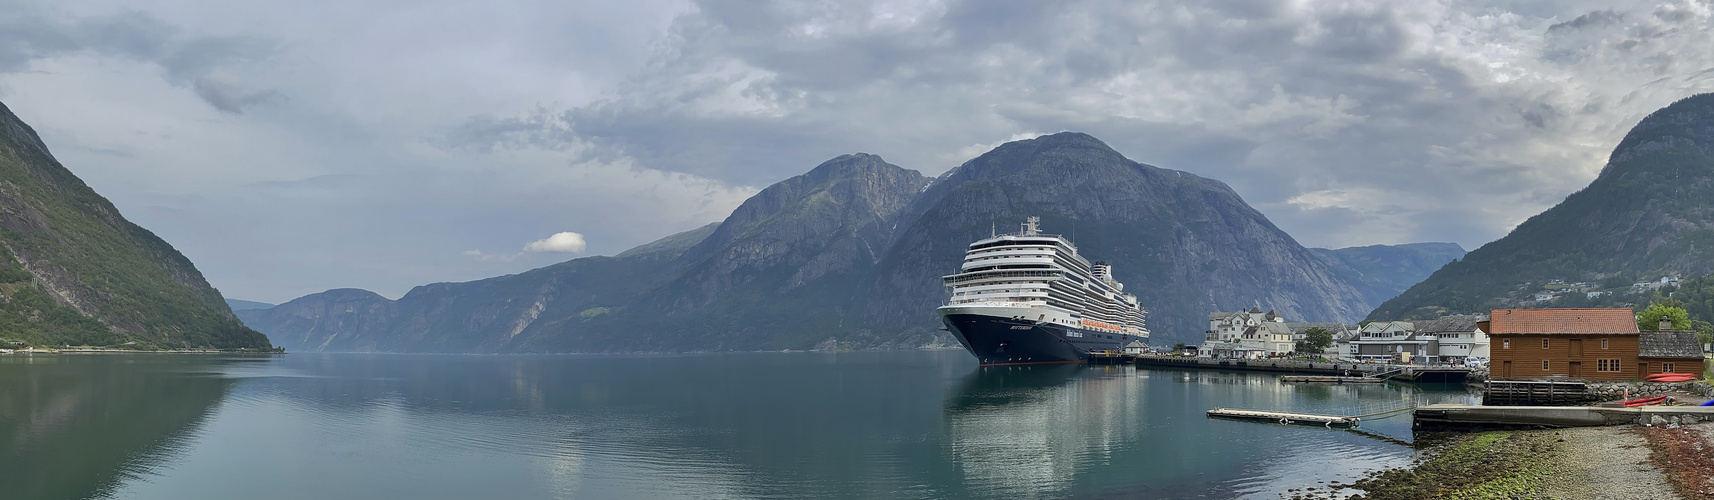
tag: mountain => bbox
[1309,243,1466,310]
[225,299,274,311]
[237,222,719,353]
[858,132,1372,345]
[0,100,271,350]
[243,133,1387,351]
[1371,93,1714,320]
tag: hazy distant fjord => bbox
[2,352,1480,499]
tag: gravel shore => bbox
[1298,422,1714,499]
[1539,426,1678,500]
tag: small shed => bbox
[1638,330,1705,376]
[1123,340,1148,355]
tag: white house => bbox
[1207,307,1284,342]
[1124,340,1148,355]
[1415,314,1489,363]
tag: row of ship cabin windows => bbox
[1500,338,1611,349]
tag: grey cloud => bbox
[0,7,281,113]
[1548,9,1625,33]
[193,77,284,114]
[522,0,1714,249]
[11,0,1714,302]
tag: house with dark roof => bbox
[1416,315,1489,362]
[1638,327,1704,376]
[1485,308,1639,381]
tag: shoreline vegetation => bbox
[1,345,284,354]
[1293,422,1714,499]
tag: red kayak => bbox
[1646,373,1698,382]
[1620,395,1669,407]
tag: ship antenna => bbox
[991,221,996,238]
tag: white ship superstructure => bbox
[937,217,1149,365]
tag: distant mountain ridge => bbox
[1310,243,1466,311]
[225,299,274,311]
[241,133,1453,352]
[1371,93,1714,319]
[0,100,271,349]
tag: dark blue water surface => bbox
[0,351,1482,499]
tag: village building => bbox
[1201,309,1356,359]
[1346,321,1430,362]
[1485,308,1639,381]
[1237,321,1295,356]
[1123,340,1148,355]
[1637,326,1704,376]
[1201,307,1283,358]
[1415,315,1490,363]
[1205,308,1282,343]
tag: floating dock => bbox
[1206,408,1359,427]
[1280,375,1382,383]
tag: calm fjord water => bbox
[1,351,1480,499]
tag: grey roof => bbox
[1638,330,1703,359]
[1415,314,1486,334]
[1125,340,1147,348]
[1284,322,1347,333]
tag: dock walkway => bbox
[1129,355,1472,382]
[1413,403,1714,429]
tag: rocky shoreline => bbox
[1290,423,1712,499]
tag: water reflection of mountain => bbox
[944,364,1145,498]
[0,355,237,500]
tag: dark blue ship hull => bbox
[942,313,1144,366]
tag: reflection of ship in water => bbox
[942,364,1145,496]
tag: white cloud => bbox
[523,232,587,253]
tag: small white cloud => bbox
[464,231,589,263]
[522,231,587,253]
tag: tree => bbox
[1295,327,1334,354]
[1636,302,1690,331]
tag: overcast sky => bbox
[2,0,1712,303]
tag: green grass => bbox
[1342,431,1557,499]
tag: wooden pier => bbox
[1206,408,1359,427]
[1482,380,1593,406]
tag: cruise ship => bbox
[937,217,1149,365]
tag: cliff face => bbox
[1372,93,1714,319]
[243,133,1401,351]
[0,100,270,349]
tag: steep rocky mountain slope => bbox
[1372,93,1714,319]
[860,132,1372,345]
[1310,243,1466,310]
[245,133,1396,350]
[0,100,270,349]
[238,222,719,353]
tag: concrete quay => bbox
[1129,355,1473,382]
[1413,403,1714,430]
